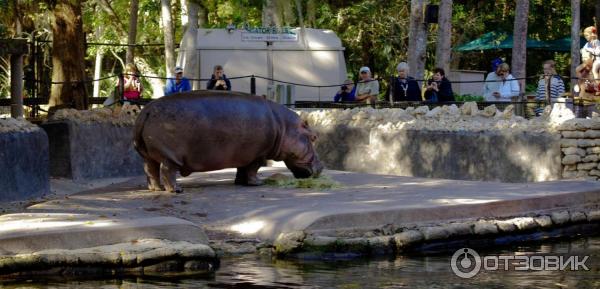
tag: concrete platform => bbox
[0,168,599,260]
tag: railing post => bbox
[389,75,395,106]
[118,73,125,102]
[250,75,256,95]
[10,53,24,118]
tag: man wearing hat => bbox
[355,66,379,103]
[164,66,192,96]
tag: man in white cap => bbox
[164,66,192,96]
[355,66,379,103]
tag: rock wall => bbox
[41,120,143,181]
[0,120,49,201]
[558,118,600,180]
[300,104,566,182]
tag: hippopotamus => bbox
[133,90,323,193]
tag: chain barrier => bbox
[19,73,588,87]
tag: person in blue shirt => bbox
[334,79,356,102]
[164,66,192,96]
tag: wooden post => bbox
[10,53,24,118]
[571,0,581,96]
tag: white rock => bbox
[577,162,598,170]
[562,147,586,157]
[393,230,423,248]
[570,211,587,223]
[562,155,581,165]
[550,211,570,225]
[583,155,599,162]
[473,221,498,235]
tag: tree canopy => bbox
[0,0,598,101]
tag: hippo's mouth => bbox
[286,157,323,179]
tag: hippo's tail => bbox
[133,110,151,159]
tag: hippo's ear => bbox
[301,120,309,129]
[299,120,317,142]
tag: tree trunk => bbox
[262,0,281,27]
[571,0,581,95]
[182,0,200,89]
[596,2,600,33]
[126,0,139,64]
[93,26,103,98]
[408,0,428,88]
[180,0,188,28]
[511,0,529,95]
[161,0,176,77]
[49,0,88,111]
[198,2,208,28]
[306,0,316,27]
[435,0,452,74]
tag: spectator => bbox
[387,62,421,101]
[424,67,454,102]
[483,63,519,102]
[207,65,231,91]
[119,63,143,103]
[581,26,600,90]
[491,57,504,73]
[164,66,192,96]
[355,66,379,103]
[535,60,565,105]
[334,79,356,102]
[575,58,599,116]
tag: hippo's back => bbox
[135,91,283,172]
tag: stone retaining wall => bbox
[41,120,143,181]
[558,118,600,180]
[0,129,49,201]
[300,105,565,182]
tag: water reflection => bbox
[2,237,599,289]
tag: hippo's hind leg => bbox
[143,159,163,191]
[160,160,183,193]
[235,158,265,186]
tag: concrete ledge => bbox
[0,239,218,278]
[0,214,209,255]
[41,120,143,180]
[273,208,600,258]
[0,130,49,201]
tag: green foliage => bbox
[454,94,484,102]
[264,173,341,189]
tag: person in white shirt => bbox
[483,63,520,102]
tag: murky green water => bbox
[2,237,599,289]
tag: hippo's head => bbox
[282,120,324,178]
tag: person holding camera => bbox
[424,67,454,102]
[119,63,143,103]
[334,79,356,102]
[207,65,232,91]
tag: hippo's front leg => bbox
[160,160,183,193]
[235,158,264,186]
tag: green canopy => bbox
[536,36,586,52]
[454,31,550,51]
